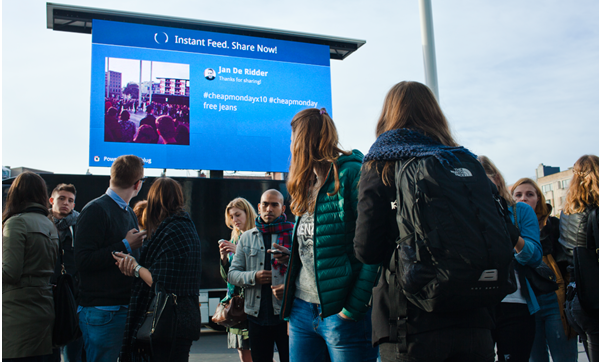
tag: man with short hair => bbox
[49,183,83,362]
[228,189,292,362]
[75,155,147,362]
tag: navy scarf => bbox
[364,129,477,167]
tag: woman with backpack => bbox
[510,178,577,362]
[479,156,543,362]
[559,154,599,362]
[278,108,380,362]
[2,172,59,362]
[354,81,507,362]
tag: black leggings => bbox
[566,294,599,362]
[248,320,289,362]
[151,337,194,362]
[492,303,536,362]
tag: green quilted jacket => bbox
[280,150,380,320]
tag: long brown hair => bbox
[511,178,550,227]
[225,197,257,241]
[2,172,50,227]
[287,108,351,216]
[368,81,459,185]
[563,154,599,215]
[144,177,185,239]
[478,155,515,206]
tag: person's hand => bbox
[112,251,138,277]
[337,311,352,320]
[255,270,272,284]
[125,229,147,250]
[219,240,236,261]
[268,243,290,264]
[271,284,284,300]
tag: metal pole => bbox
[139,60,143,112]
[419,0,439,101]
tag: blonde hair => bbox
[563,155,599,215]
[478,155,515,206]
[511,178,550,227]
[225,197,257,241]
[287,108,351,216]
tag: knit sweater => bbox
[75,194,139,306]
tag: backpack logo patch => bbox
[450,168,473,177]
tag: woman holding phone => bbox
[219,198,258,362]
[113,177,202,362]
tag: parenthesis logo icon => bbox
[154,32,169,44]
[94,156,100,162]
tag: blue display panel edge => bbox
[90,20,332,172]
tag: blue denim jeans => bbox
[289,298,378,362]
[530,293,578,362]
[79,307,128,362]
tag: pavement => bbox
[189,328,589,362]
[190,328,281,362]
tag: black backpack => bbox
[388,154,517,348]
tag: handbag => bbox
[52,231,81,347]
[212,295,247,327]
[136,283,178,347]
[512,204,558,295]
[521,260,559,295]
[573,208,599,316]
[52,269,80,346]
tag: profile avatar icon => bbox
[204,68,216,81]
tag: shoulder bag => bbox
[53,269,81,346]
[212,295,246,327]
[573,208,599,316]
[136,283,178,349]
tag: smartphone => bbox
[269,249,290,255]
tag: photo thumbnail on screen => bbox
[104,58,190,146]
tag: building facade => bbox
[105,71,122,98]
[536,164,573,217]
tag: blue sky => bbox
[2,1,598,183]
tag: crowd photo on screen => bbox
[104,57,190,146]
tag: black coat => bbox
[353,161,494,346]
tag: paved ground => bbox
[189,329,589,362]
[189,329,281,362]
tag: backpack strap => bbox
[513,203,519,230]
[586,208,598,257]
[387,159,416,353]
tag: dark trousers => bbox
[248,320,289,362]
[379,328,494,362]
[492,303,536,362]
[566,293,599,362]
[151,338,194,362]
[3,355,54,362]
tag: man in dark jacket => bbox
[49,183,82,362]
[75,155,147,362]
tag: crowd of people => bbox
[2,81,598,362]
[104,99,190,145]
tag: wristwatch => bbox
[134,264,143,278]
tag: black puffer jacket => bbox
[559,207,592,282]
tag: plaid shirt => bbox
[120,212,201,361]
